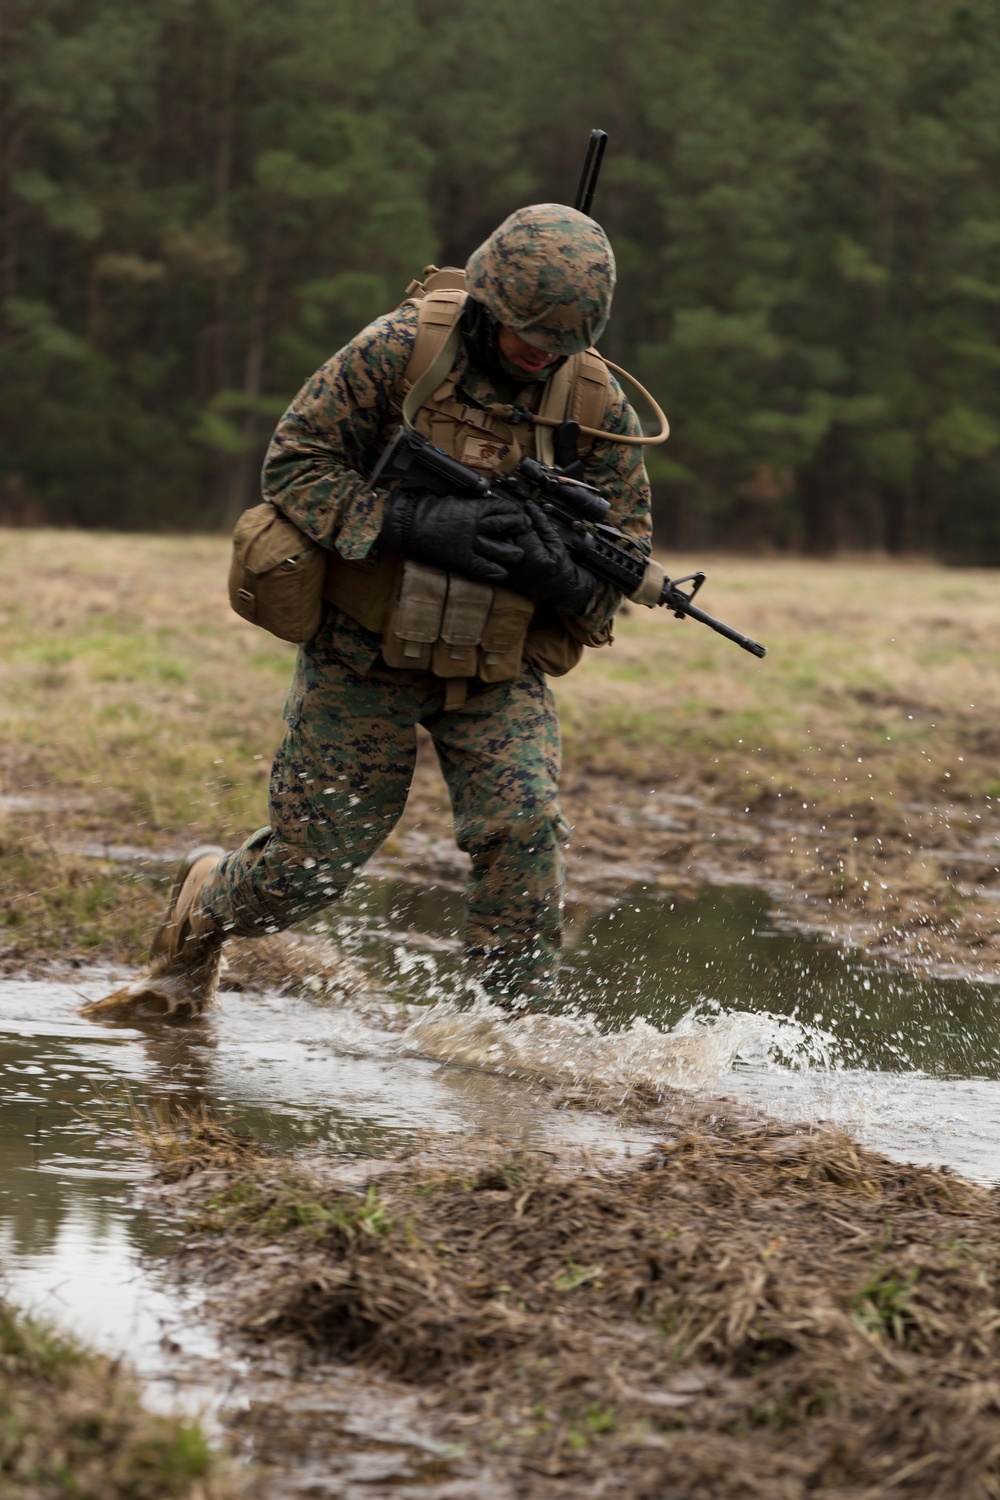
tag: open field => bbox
[3,529,999,1497]
[0,528,997,977]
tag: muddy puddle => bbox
[3,873,1000,1488]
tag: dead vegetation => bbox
[2,533,1000,982]
[223,930,367,1001]
[0,1295,227,1499]
[0,834,161,975]
[149,1111,1000,1498]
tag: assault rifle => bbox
[369,426,767,658]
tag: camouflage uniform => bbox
[199,207,652,1004]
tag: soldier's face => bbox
[496,325,558,375]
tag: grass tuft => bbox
[0,1298,226,1498]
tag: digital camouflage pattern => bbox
[262,300,650,656]
[199,637,568,1001]
[207,258,651,1001]
[465,204,615,357]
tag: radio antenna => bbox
[574,129,608,216]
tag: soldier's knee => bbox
[460,805,568,864]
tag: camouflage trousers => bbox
[199,631,569,1003]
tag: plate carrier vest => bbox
[322,267,616,697]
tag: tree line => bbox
[2,0,1000,558]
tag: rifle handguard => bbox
[628,558,667,607]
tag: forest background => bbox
[2,0,1000,559]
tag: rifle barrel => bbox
[681,600,767,658]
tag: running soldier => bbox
[144,204,652,1013]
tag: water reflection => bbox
[3,873,1000,1380]
[0,972,652,1352]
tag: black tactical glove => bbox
[381,487,529,583]
[503,499,599,615]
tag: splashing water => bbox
[323,876,1000,1080]
[313,873,1000,1181]
[399,998,842,1094]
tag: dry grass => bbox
[0,530,289,839]
[149,1112,1000,1499]
[575,557,1000,799]
[564,556,1000,975]
[0,833,161,973]
[3,533,997,822]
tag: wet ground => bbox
[3,873,1000,1490]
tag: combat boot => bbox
[148,845,226,1003]
[81,845,227,1020]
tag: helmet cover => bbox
[465,203,616,357]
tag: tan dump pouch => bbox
[229,503,325,644]
[522,624,585,677]
[323,548,399,632]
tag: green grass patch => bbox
[851,1264,921,1343]
[0,836,160,965]
[0,1297,224,1498]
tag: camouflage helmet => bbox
[465,203,616,357]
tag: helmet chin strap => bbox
[461,298,562,388]
[496,350,557,385]
[460,298,668,446]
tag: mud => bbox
[6,874,1000,1496]
[4,699,1000,1496]
[2,733,999,986]
[324,744,1000,988]
[547,773,999,986]
[0,976,658,1497]
[151,1112,1000,1500]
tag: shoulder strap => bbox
[534,361,576,466]
[570,349,613,437]
[402,265,467,300]
[534,350,670,447]
[400,285,467,429]
[534,349,615,463]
